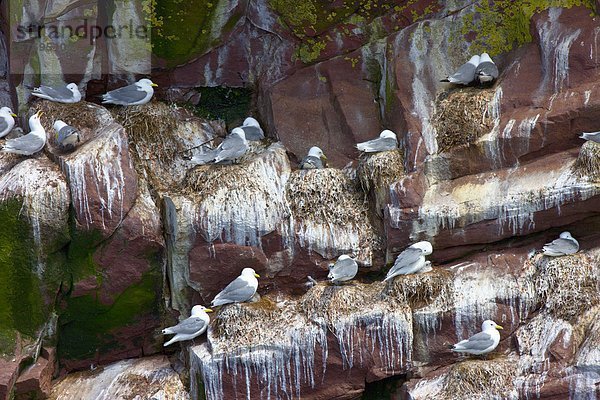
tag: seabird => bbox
[211,268,260,307]
[328,255,358,284]
[451,320,503,356]
[0,107,17,138]
[32,82,82,103]
[475,53,499,84]
[385,241,433,280]
[2,111,46,155]
[299,146,327,169]
[542,231,579,256]
[356,130,398,153]
[441,55,480,85]
[53,120,80,151]
[102,78,157,105]
[162,305,212,346]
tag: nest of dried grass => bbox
[32,101,105,149]
[433,88,495,153]
[357,149,404,213]
[442,358,517,399]
[387,269,454,309]
[573,141,600,181]
[286,168,368,227]
[111,102,182,164]
[184,163,262,200]
[534,253,600,321]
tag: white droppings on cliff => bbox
[192,143,292,247]
[537,8,581,96]
[502,119,516,139]
[407,24,438,155]
[403,155,599,239]
[480,86,504,167]
[191,323,328,400]
[0,159,70,275]
[584,90,591,106]
[61,122,131,230]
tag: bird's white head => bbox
[479,53,493,63]
[191,305,213,315]
[243,117,260,128]
[308,146,326,160]
[139,78,158,88]
[337,254,352,261]
[0,107,15,116]
[53,119,68,132]
[66,83,82,101]
[412,240,433,255]
[379,130,397,140]
[29,111,44,129]
[482,320,503,331]
[232,127,247,140]
[559,231,573,239]
[468,55,481,65]
[242,267,260,278]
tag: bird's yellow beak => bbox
[321,154,328,161]
[151,83,158,87]
[495,324,503,330]
[204,308,213,313]
[37,111,44,117]
[10,113,16,117]
[254,273,260,278]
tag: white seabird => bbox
[542,231,579,256]
[441,55,480,85]
[191,127,248,165]
[356,130,398,153]
[162,305,213,346]
[475,53,499,84]
[237,117,264,141]
[53,120,80,151]
[328,255,358,284]
[2,111,46,155]
[0,107,17,138]
[384,241,433,281]
[32,82,82,103]
[211,268,260,307]
[579,131,600,143]
[299,146,327,169]
[102,78,157,105]
[451,320,503,356]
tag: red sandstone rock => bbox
[15,347,55,400]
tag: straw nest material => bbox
[573,141,600,182]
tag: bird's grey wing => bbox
[476,61,499,79]
[332,258,358,279]
[215,135,246,161]
[3,134,45,154]
[57,126,79,143]
[215,276,254,302]
[460,331,495,350]
[241,125,264,141]
[35,85,72,100]
[104,84,147,103]
[544,238,578,254]
[300,155,322,169]
[0,118,8,133]
[356,137,382,151]
[583,132,600,143]
[166,316,206,335]
[388,247,423,275]
[449,63,477,84]
[191,148,218,164]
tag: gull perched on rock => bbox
[102,78,157,105]
[32,82,82,103]
[385,241,433,281]
[356,130,398,153]
[53,120,80,151]
[542,231,579,256]
[451,320,503,356]
[328,255,358,284]
[441,55,480,85]
[192,128,248,165]
[579,131,600,143]
[237,117,264,141]
[0,107,17,138]
[299,146,327,169]
[2,111,46,155]
[475,53,499,84]
[162,305,213,347]
[211,268,260,307]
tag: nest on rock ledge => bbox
[111,101,182,165]
[433,87,496,153]
[440,357,518,399]
[573,141,600,182]
[532,253,599,321]
[386,268,454,309]
[357,149,405,215]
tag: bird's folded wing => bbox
[544,238,578,254]
[460,331,494,350]
[4,134,44,153]
[388,247,423,274]
[35,85,72,100]
[166,317,206,335]
[104,85,147,103]
[215,276,254,301]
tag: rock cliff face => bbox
[1,1,600,399]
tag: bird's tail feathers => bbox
[163,336,178,347]
[440,78,450,82]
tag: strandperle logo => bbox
[15,19,150,46]
[8,0,152,76]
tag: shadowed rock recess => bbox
[1,1,600,400]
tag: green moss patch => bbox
[458,0,595,56]
[57,271,160,361]
[0,200,46,340]
[189,87,253,126]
